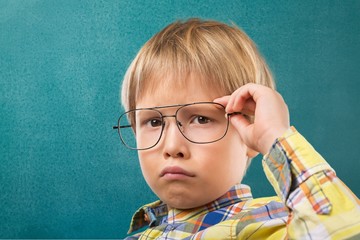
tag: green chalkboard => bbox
[1,0,359,238]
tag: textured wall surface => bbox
[1,0,359,238]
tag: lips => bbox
[160,166,195,178]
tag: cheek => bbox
[138,152,157,184]
[198,141,246,173]
[215,130,248,176]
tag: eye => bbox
[146,118,163,127]
[192,116,211,124]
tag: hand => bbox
[214,83,290,155]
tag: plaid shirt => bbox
[125,127,360,239]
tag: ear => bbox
[247,148,259,158]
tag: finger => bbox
[241,98,256,116]
[213,95,231,107]
[226,87,254,113]
[224,90,241,113]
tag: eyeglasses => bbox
[113,102,239,150]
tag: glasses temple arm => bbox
[113,125,132,129]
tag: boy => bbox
[114,18,360,239]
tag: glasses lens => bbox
[118,110,137,149]
[119,109,163,150]
[177,103,228,143]
[117,102,229,150]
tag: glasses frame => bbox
[113,101,240,150]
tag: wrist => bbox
[259,127,290,155]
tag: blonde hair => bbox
[121,18,275,114]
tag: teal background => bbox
[1,0,359,238]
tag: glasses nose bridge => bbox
[162,114,182,128]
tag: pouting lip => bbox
[159,166,195,177]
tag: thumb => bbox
[229,113,251,140]
[229,114,259,156]
[230,114,259,158]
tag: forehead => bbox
[136,72,224,108]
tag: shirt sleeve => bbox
[262,126,360,239]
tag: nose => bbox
[161,114,185,137]
[160,117,189,159]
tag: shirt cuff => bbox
[262,126,334,201]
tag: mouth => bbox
[160,166,195,180]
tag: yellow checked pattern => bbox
[125,127,360,239]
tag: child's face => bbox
[136,74,249,209]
